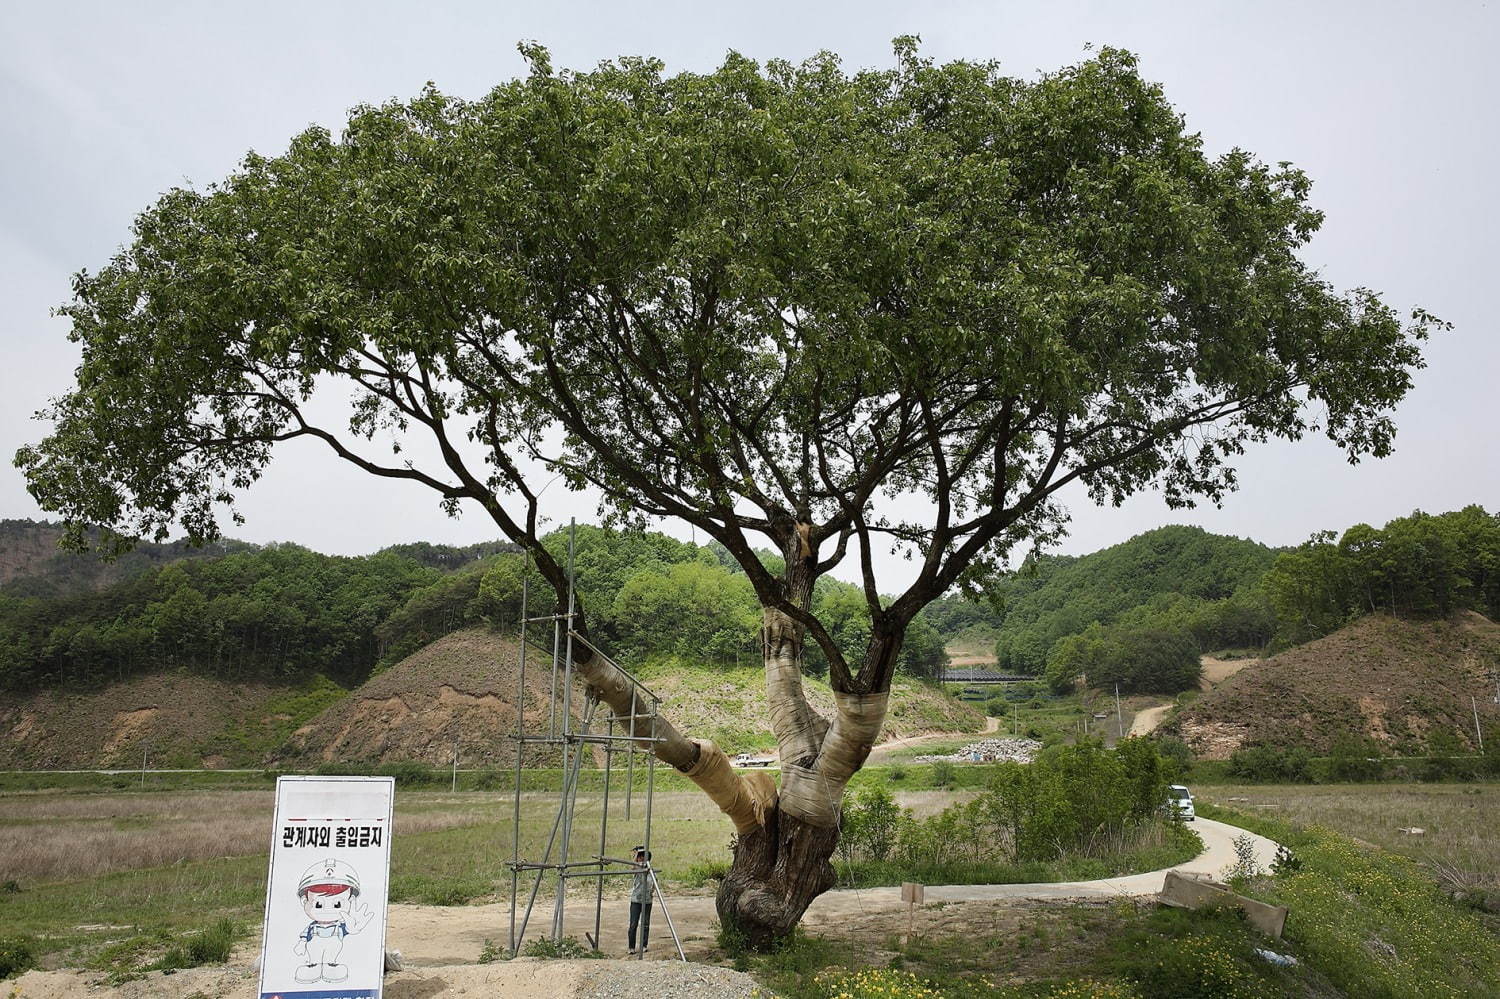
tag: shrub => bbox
[1221,833,1264,885]
[1152,736,1193,777]
[840,784,907,863]
[1326,735,1383,782]
[519,936,600,959]
[377,760,440,787]
[156,918,237,971]
[0,937,35,979]
[1484,738,1500,777]
[1226,744,1313,782]
[928,760,956,789]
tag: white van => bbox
[1167,784,1195,821]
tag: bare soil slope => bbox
[280,629,569,767]
[285,629,985,766]
[0,674,296,769]
[635,658,985,756]
[1170,612,1500,759]
[0,628,983,771]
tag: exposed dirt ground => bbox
[1127,704,1170,737]
[0,675,296,770]
[1200,655,1254,688]
[8,958,765,999]
[1171,612,1500,758]
[282,629,585,769]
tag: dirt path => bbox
[1200,655,1255,688]
[1128,704,1171,737]
[9,959,763,999]
[868,713,999,760]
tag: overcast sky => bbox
[2,1,1495,589]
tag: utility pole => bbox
[452,738,460,793]
[140,745,148,789]
[1474,697,1485,754]
[1115,683,1123,740]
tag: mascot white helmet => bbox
[298,858,361,897]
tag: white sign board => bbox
[258,776,395,999]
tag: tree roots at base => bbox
[714,804,840,950]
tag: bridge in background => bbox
[936,668,1032,684]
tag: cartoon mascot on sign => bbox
[293,858,375,983]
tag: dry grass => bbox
[1195,782,1500,884]
[0,789,513,884]
[0,783,995,892]
[1174,612,1500,758]
[893,789,978,818]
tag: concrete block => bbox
[1159,870,1288,938]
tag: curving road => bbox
[379,816,1280,965]
[804,816,1278,913]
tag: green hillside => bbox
[0,520,951,698]
[923,525,1278,681]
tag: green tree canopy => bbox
[1265,506,1500,645]
[19,42,1437,692]
[16,39,1439,944]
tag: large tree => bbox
[17,41,1439,944]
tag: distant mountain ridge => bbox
[0,519,246,598]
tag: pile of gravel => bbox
[914,737,1040,764]
[576,959,768,998]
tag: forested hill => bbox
[0,522,947,693]
[927,507,1500,697]
[928,525,1278,674]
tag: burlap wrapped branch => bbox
[683,738,777,833]
[779,690,889,828]
[763,609,828,763]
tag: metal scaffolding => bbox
[505,521,686,961]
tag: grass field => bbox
[740,785,1500,998]
[0,767,1197,980]
[0,785,738,976]
[1193,782,1500,896]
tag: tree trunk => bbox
[532,529,894,949]
[711,613,893,945]
[715,803,840,948]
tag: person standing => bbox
[628,845,653,957]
